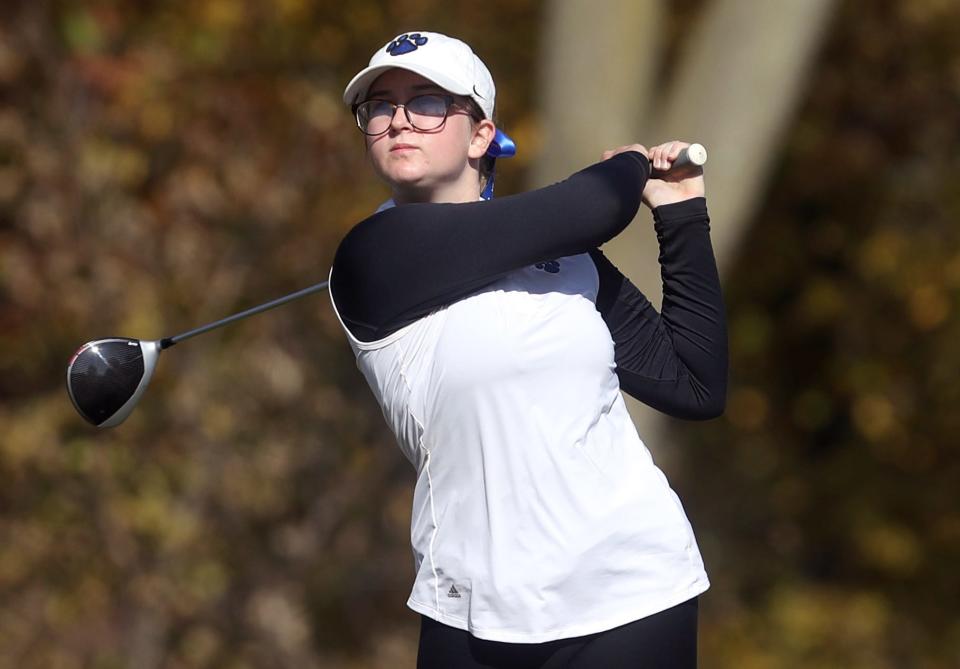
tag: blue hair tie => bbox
[481,129,516,200]
[487,129,516,159]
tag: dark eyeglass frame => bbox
[352,94,475,136]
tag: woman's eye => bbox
[369,101,395,117]
[410,96,447,116]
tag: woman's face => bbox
[362,68,492,203]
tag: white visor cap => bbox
[343,31,496,120]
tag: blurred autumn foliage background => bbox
[2,0,959,667]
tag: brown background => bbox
[1,0,958,666]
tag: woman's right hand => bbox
[602,142,705,209]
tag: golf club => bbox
[66,281,329,427]
[66,144,707,428]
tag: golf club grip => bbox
[650,143,707,179]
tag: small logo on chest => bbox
[535,260,561,274]
[447,584,462,598]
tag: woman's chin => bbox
[384,168,429,190]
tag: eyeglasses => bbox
[353,94,469,136]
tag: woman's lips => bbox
[391,143,418,152]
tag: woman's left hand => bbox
[642,140,705,209]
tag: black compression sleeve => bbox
[331,152,649,342]
[589,198,727,420]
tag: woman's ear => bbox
[468,119,497,160]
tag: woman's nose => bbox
[389,104,412,131]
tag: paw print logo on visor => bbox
[386,33,428,56]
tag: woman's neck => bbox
[392,175,483,205]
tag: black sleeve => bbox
[331,152,650,342]
[589,198,727,420]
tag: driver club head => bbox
[66,338,162,428]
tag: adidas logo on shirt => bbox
[447,584,462,598]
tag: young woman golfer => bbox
[330,31,727,668]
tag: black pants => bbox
[417,597,698,669]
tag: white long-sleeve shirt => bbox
[330,250,710,643]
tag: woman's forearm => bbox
[591,198,727,419]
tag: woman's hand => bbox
[602,140,705,210]
[643,140,705,209]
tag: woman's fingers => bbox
[602,141,700,171]
[649,140,691,173]
[667,140,684,162]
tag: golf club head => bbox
[66,338,161,428]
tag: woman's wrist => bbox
[642,176,706,209]
[647,192,702,209]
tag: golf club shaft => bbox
[161,280,329,349]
